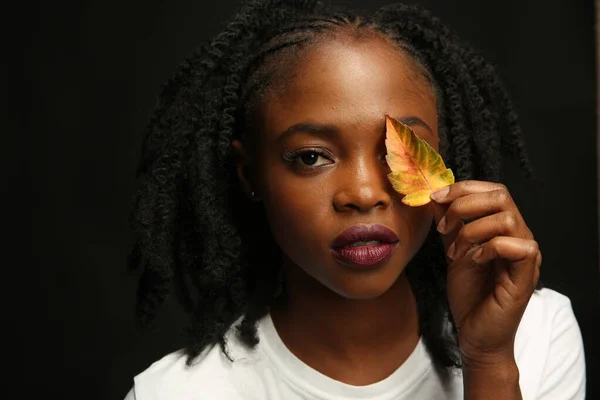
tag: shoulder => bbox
[516,287,573,337]
[127,329,267,400]
[515,287,586,399]
[129,345,239,400]
[515,287,580,350]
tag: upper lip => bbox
[331,224,399,249]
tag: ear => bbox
[231,139,260,201]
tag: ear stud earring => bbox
[249,190,261,202]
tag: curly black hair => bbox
[128,0,534,369]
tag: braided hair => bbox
[129,0,533,369]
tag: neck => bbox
[270,262,420,384]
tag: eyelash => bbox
[283,148,334,168]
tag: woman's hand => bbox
[430,180,541,398]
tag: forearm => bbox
[462,358,522,400]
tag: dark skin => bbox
[233,35,541,399]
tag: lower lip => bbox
[331,242,398,268]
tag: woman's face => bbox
[241,36,439,299]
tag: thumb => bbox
[429,197,447,226]
[428,198,455,253]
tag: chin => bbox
[326,271,404,300]
[336,290,389,300]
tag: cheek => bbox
[399,204,433,256]
[258,165,333,253]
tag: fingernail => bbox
[447,242,456,260]
[472,247,484,263]
[431,186,450,202]
[437,217,448,234]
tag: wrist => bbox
[461,347,517,371]
[462,353,521,400]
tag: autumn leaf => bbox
[385,114,455,206]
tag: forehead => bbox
[255,36,437,138]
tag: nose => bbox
[333,157,392,213]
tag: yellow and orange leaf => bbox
[385,114,454,206]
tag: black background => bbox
[9,0,599,399]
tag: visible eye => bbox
[283,149,334,168]
[298,151,326,166]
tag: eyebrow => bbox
[395,116,433,133]
[277,115,433,141]
[278,122,338,142]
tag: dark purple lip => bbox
[331,224,399,249]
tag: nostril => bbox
[374,200,387,209]
[339,200,387,213]
[333,185,392,213]
[342,203,361,212]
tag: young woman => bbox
[124,1,586,398]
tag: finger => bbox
[447,211,523,261]
[437,188,522,235]
[430,180,508,205]
[472,237,540,295]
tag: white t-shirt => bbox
[124,288,585,399]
